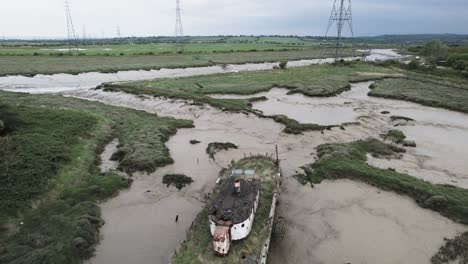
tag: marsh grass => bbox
[206,142,238,159]
[370,78,468,113]
[0,91,192,263]
[163,174,194,190]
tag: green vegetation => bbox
[382,129,406,143]
[381,129,416,147]
[0,49,330,77]
[0,91,192,263]
[432,232,468,264]
[370,78,468,113]
[409,39,468,76]
[297,138,468,263]
[172,156,277,264]
[162,174,194,190]
[0,104,98,215]
[206,142,238,159]
[420,40,449,64]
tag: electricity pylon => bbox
[174,0,184,53]
[321,0,355,61]
[64,0,78,53]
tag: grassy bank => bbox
[370,77,468,113]
[102,63,396,133]
[172,156,277,264]
[0,91,192,263]
[0,49,329,77]
[206,142,238,159]
[297,138,468,263]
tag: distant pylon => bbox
[174,0,184,53]
[64,0,78,53]
[321,0,355,61]
[117,25,122,39]
[82,25,87,43]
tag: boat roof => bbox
[209,177,260,224]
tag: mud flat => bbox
[71,83,468,264]
[269,179,466,264]
[210,80,468,188]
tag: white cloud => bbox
[0,0,466,38]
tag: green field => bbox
[0,35,373,76]
[0,91,192,263]
[297,138,468,263]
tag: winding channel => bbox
[1,50,467,264]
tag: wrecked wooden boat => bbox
[172,155,281,264]
[210,176,261,255]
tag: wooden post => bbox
[275,145,279,168]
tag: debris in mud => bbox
[390,115,415,122]
[292,173,309,186]
[424,195,449,210]
[381,111,390,114]
[162,174,194,190]
[190,140,201,144]
[206,142,238,159]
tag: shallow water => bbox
[212,81,468,187]
[211,88,357,125]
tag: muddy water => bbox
[212,81,468,188]
[0,49,403,94]
[65,82,468,264]
[211,88,358,125]
[269,179,466,264]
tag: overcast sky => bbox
[1,0,467,39]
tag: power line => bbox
[174,0,184,53]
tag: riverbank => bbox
[0,91,192,263]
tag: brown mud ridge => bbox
[68,81,468,264]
